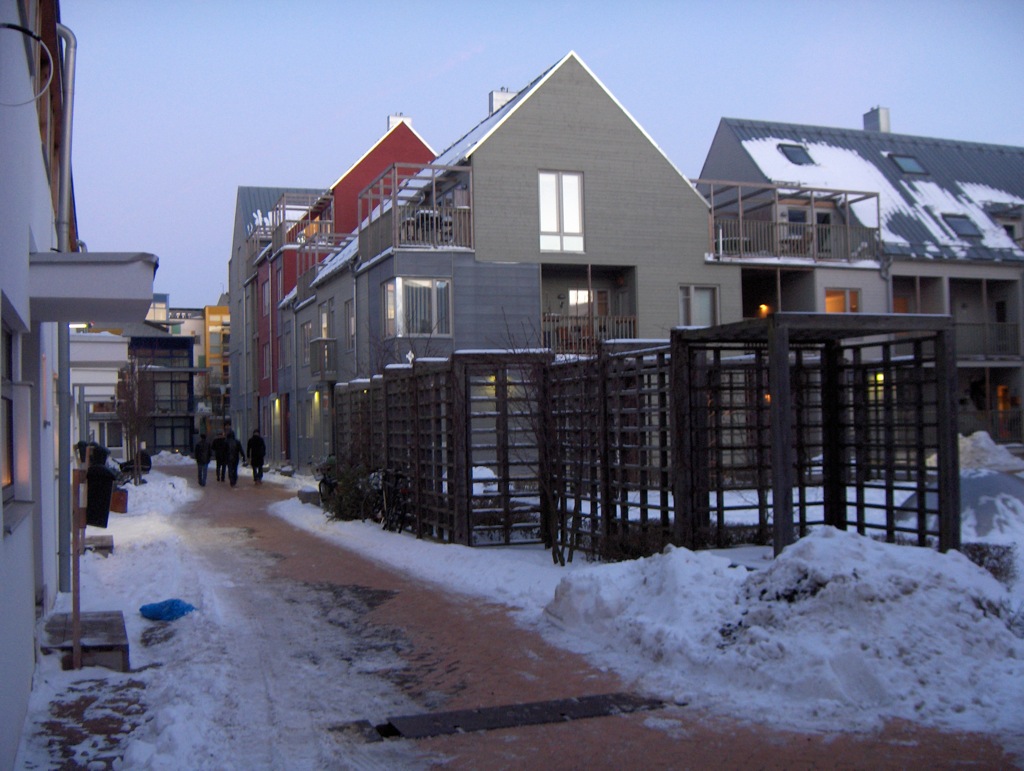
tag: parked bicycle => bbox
[312,456,338,507]
[380,468,412,533]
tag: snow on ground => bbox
[17,436,1024,768]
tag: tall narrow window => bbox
[262,343,271,378]
[300,322,312,366]
[2,326,13,499]
[344,299,355,350]
[262,280,270,316]
[539,171,584,252]
[679,286,718,326]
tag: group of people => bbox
[193,426,266,488]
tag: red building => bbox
[251,117,435,459]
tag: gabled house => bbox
[1,0,157,764]
[697,109,1024,441]
[347,50,717,375]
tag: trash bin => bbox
[86,463,116,528]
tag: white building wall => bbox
[0,1,64,765]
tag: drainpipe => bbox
[55,22,77,592]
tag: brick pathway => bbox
[196,468,1017,769]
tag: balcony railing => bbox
[694,179,881,263]
[955,322,1021,358]
[710,218,879,261]
[358,162,473,259]
[310,337,338,382]
[542,314,638,354]
[959,409,1023,444]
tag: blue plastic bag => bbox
[139,598,195,621]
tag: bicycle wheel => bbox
[319,479,333,506]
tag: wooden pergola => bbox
[672,313,961,555]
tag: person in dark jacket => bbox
[225,429,245,487]
[211,429,228,482]
[246,429,267,485]
[194,433,212,487]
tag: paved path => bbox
[111,468,1024,767]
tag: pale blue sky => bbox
[61,0,1024,308]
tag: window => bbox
[300,321,312,366]
[943,214,981,238]
[890,154,927,174]
[318,299,334,339]
[539,171,584,252]
[262,343,270,379]
[825,288,860,313]
[344,299,354,350]
[275,265,283,301]
[262,280,270,316]
[382,278,452,337]
[778,144,814,165]
[679,286,718,326]
[567,289,609,317]
[2,327,12,500]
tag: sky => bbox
[15,434,1024,767]
[59,0,1024,309]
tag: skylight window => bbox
[890,154,927,174]
[778,143,814,166]
[943,214,982,238]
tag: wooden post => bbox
[935,326,961,552]
[769,319,794,555]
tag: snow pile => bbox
[545,527,1024,734]
[957,431,1024,472]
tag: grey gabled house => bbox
[697,109,1024,441]
[343,50,722,374]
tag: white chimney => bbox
[488,88,517,115]
[863,106,890,133]
[387,113,411,130]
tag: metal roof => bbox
[720,118,1024,262]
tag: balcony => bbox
[956,322,1021,358]
[358,163,473,259]
[694,180,880,263]
[310,337,338,382]
[542,314,637,355]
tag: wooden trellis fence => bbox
[330,313,961,561]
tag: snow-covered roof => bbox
[723,118,1024,262]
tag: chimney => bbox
[489,88,517,115]
[863,106,890,133]
[387,113,411,131]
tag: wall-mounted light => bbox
[758,304,770,318]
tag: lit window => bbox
[680,286,718,326]
[890,154,926,174]
[943,214,981,238]
[825,288,860,313]
[539,171,584,252]
[778,144,814,165]
[382,278,452,337]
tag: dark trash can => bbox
[86,464,116,528]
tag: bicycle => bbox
[312,456,338,508]
[380,468,411,533]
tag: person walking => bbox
[246,429,267,485]
[225,429,245,488]
[211,429,228,482]
[194,433,212,487]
